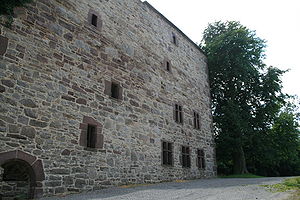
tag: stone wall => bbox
[0,0,216,198]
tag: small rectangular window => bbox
[193,111,200,130]
[174,104,183,124]
[166,61,170,71]
[91,14,98,27]
[182,146,191,168]
[162,141,173,166]
[197,149,205,169]
[111,82,119,99]
[87,125,96,148]
[172,34,177,45]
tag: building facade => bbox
[0,0,216,199]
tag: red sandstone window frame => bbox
[79,116,104,150]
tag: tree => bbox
[202,21,285,174]
[0,0,33,27]
[247,98,300,176]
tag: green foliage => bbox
[0,0,33,27]
[202,21,290,175]
[219,173,264,178]
[247,101,300,176]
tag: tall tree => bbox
[247,98,300,176]
[202,21,285,174]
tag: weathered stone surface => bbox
[6,134,26,140]
[50,121,61,128]
[50,168,70,175]
[20,99,38,108]
[131,151,138,162]
[61,149,71,156]
[0,36,8,56]
[0,85,5,93]
[24,109,38,119]
[17,116,29,125]
[20,126,36,139]
[0,120,5,127]
[63,176,74,185]
[8,124,20,133]
[29,119,48,128]
[76,98,87,105]
[61,95,75,102]
[75,179,86,189]
[45,181,61,187]
[0,0,216,199]
[1,80,14,88]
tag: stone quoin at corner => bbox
[0,0,216,199]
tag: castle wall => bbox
[0,0,216,197]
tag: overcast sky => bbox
[143,0,300,97]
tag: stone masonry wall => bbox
[0,0,216,197]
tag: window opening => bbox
[87,124,96,148]
[111,82,119,99]
[182,146,191,168]
[166,61,170,71]
[194,111,200,129]
[197,149,205,169]
[175,104,183,124]
[91,14,98,27]
[162,141,173,166]
[173,35,177,45]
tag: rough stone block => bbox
[0,36,8,56]
[20,126,36,139]
[1,80,14,88]
[29,119,48,128]
[20,99,38,108]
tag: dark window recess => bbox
[91,14,98,27]
[87,125,96,148]
[172,35,177,45]
[182,146,191,168]
[166,61,170,71]
[197,149,205,169]
[193,111,200,130]
[175,104,183,124]
[162,141,173,166]
[111,82,120,99]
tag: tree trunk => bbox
[233,145,248,174]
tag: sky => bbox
[143,0,300,97]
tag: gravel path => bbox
[40,177,292,200]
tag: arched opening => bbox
[0,150,45,199]
[1,159,35,199]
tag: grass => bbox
[119,179,189,189]
[261,177,300,200]
[219,173,265,178]
[119,183,153,188]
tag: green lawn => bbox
[218,173,265,178]
[261,177,300,200]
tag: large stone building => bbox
[0,0,216,199]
